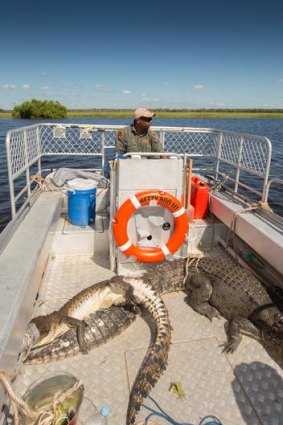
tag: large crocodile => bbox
[184,255,283,357]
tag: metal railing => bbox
[6,123,272,218]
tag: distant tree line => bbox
[3,103,283,117]
[12,99,67,119]
[68,107,283,113]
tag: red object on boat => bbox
[190,176,209,219]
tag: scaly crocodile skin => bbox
[25,306,136,364]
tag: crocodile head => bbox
[22,313,59,352]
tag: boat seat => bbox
[0,192,62,375]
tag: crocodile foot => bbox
[61,316,89,354]
[185,274,220,321]
[220,338,240,354]
[274,312,283,327]
[186,298,221,321]
[221,317,260,354]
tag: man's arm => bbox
[115,130,126,154]
[150,131,165,156]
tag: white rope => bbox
[225,203,260,251]
[0,369,82,425]
[183,257,200,285]
[30,175,60,192]
[0,369,37,424]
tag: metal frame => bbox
[6,123,272,218]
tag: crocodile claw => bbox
[274,313,283,327]
[220,340,239,354]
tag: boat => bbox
[0,122,282,424]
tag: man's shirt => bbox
[115,125,164,154]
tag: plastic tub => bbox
[67,178,97,226]
[20,373,84,425]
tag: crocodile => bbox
[23,275,171,425]
[22,278,135,354]
[184,255,283,357]
[23,259,187,363]
[24,306,136,364]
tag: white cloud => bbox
[141,96,159,103]
[71,84,82,90]
[123,90,132,95]
[40,86,49,90]
[95,84,104,91]
[40,71,53,76]
[279,78,283,83]
[193,84,208,91]
[209,101,225,106]
[22,84,30,89]
[0,84,17,90]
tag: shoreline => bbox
[1,111,283,119]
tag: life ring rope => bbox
[112,190,188,263]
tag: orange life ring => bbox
[112,190,188,263]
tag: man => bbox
[115,107,164,155]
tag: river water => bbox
[0,117,282,232]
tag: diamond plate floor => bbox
[14,253,283,425]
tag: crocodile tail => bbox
[144,258,187,294]
[123,277,171,425]
[25,306,136,364]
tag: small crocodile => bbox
[23,275,171,425]
[23,278,133,354]
[23,259,187,364]
[184,255,283,357]
[25,306,136,364]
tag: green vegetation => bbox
[0,107,283,119]
[67,109,283,119]
[0,112,11,118]
[12,99,67,119]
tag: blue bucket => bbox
[67,179,97,226]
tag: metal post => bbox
[215,131,223,180]
[235,136,244,193]
[37,125,42,176]
[24,130,31,199]
[6,132,16,218]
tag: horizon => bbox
[1,0,283,110]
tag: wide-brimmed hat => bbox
[133,108,156,120]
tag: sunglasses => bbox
[140,116,152,122]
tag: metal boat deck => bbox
[12,214,283,425]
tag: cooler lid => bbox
[66,178,98,191]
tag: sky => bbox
[0,0,283,110]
